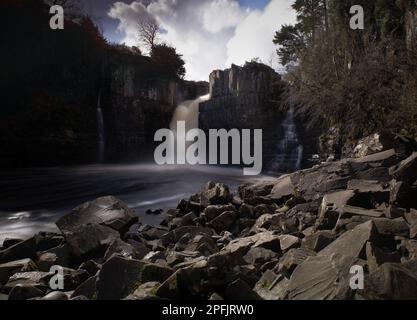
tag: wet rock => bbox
[56,196,138,235]
[361,263,417,300]
[71,276,97,300]
[287,254,362,300]
[254,270,289,300]
[203,205,236,222]
[200,182,232,206]
[64,224,120,261]
[389,152,417,184]
[41,291,68,300]
[207,211,236,234]
[0,258,38,285]
[225,279,261,300]
[302,231,336,252]
[2,238,25,249]
[8,284,44,300]
[318,221,379,259]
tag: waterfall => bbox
[271,106,304,173]
[96,91,105,163]
[168,94,210,162]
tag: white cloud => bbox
[108,0,296,81]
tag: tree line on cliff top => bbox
[274,0,417,142]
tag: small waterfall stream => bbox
[96,91,105,163]
[271,106,304,173]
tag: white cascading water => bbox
[96,91,105,163]
[169,94,210,162]
[272,106,304,172]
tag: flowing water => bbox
[270,106,304,172]
[0,164,273,245]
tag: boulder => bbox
[203,205,236,221]
[389,152,417,184]
[277,248,316,275]
[390,180,415,208]
[78,260,101,277]
[125,282,160,300]
[37,253,57,272]
[38,244,71,269]
[372,217,409,237]
[318,221,379,259]
[340,206,385,218]
[56,196,138,235]
[243,247,278,267]
[302,231,335,252]
[96,256,143,300]
[224,279,261,300]
[287,254,362,300]
[0,237,37,263]
[361,263,417,300]
[366,242,401,272]
[254,270,289,300]
[64,224,120,261]
[41,291,68,300]
[103,239,138,261]
[278,235,301,252]
[0,258,37,285]
[71,276,97,300]
[7,284,44,300]
[5,271,51,292]
[207,211,236,234]
[161,226,214,247]
[200,182,232,206]
[270,175,295,204]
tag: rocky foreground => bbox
[1,149,417,300]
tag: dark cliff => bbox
[199,62,316,173]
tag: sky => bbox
[81,0,296,81]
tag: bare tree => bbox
[138,18,160,52]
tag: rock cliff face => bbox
[199,63,315,172]
[103,55,208,162]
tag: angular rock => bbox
[366,242,401,272]
[71,276,97,300]
[125,282,160,300]
[56,196,138,234]
[103,238,138,261]
[405,209,417,239]
[361,263,417,300]
[203,205,236,221]
[225,279,261,300]
[200,182,232,206]
[78,260,100,277]
[8,284,44,301]
[41,291,68,300]
[302,231,335,252]
[270,175,295,204]
[372,218,409,237]
[318,221,379,259]
[243,247,278,267]
[254,270,289,300]
[287,254,362,300]
[161,226,214,247]
[340,206,384,218]
[64,224,120,261]
[207,211,236,234]
[5,271,51,292]
[278,235,301,252]
[0,237,37,263]
[389,152,417,184]
[0,258,37,285]
[277,248,316,275]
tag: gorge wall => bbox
[199,63,318,173]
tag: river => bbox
[0,164,275,245]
